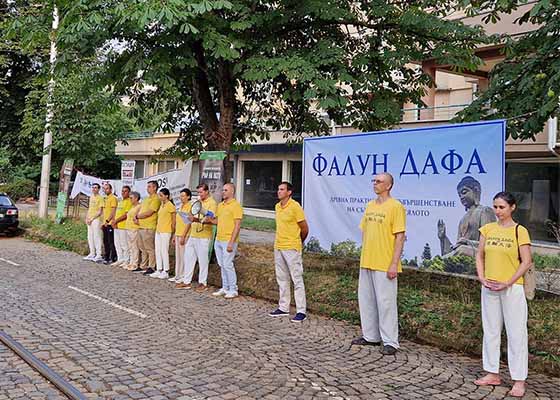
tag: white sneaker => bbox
[149,271,162,278]
[83,254,95,261]
[93,256,104,263]
[224,292,238,299]
[157,272,169,279]
[212,288,227,297]
[168,276,177,282]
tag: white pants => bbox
[215,240,238,294]
[182,237,211,285]
[274,249,306,314]
[155,232,172,272]
[87,219,102,258]
[481,285,528,381]
[175,236,186,279]
[114,229,129,263]
[358,268,399,348]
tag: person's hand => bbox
[386,264,398,280]
[111,221,117,229]
[188,215,195,222]
[180,237,186,246]
[133,216,139,224]
[479,277,494,290]
[488,280,509,291]
[86,218,91,226]
[172,236,176,245]
[227,242,234,253]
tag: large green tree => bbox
[457,0,560,140]
[20,0,488,179]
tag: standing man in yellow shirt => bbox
[209,183,243,299]
[134,180,161,275]
[84,183,104,262]
[111,185,132,267]
[352,173,406,355]
[169,189,192,283]
[175,183,217,291]
[268,181,309,323]
[101,183,118,265]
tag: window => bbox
[243,161,282,210]
[134,160,145,179]
[506,162,559,243]
[290,161,302,204]
[157,160,176,173]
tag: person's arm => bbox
[114,213,128,225]
[180,224,191,245]
[476,235,493,289]
[170,210,176,234]
[227,219,242,252]
[298,220,309,242]
[387,232,405,280]
[491,244,533,291]
[137,209,156,220]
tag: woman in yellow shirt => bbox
[124,192,142,271]
[474,192,532,398]
[169,188,192,283]
[151,188,176,279]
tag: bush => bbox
[304,236,326,253]
[443,255,476,275]
[330,240,361,259]
[0,178,36,200]
[533,253,560,270]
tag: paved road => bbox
[0,237,558,400]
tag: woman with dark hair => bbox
[150,188,176,279]
[474,191,532,398]
[169,188,192,283]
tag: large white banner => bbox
[70,161,193,205]
[302,120,505,262]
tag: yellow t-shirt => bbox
[138,194,161,230]
[175,202,193,237]
[480,222,530,285]
[156,201,176,233]
[359,198,406,272]
[115,198,133,229]
[190,197,218,239]
[103,194,118,223]
[87,194,104,219]
[275,198,306,251]
[126,204,141,230]
[216,199,243,242]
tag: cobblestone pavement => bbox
[0,237,558,400]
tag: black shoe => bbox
[142,268,155,275]
[351,337,381,346]
[380,345,397,355]
[131,267,143,273]
[103,260,111,265]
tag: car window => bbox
[0,196,14,206]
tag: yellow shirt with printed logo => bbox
[138,194,161,230]
[126,205,141,230]
[103,194,118,223]
[359,198,406,272]
[275,198,306,251]
[115,198,132,229]
[480,222,530,285]
[87,194,104,219]
[216,199,243,242]
[175,202,193,237]
[156,201,176,234]
[190,197,218,239]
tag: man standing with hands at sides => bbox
[175,183,217,291]
[111,185,132,267]
[351,173,406,356]
[101,183,118,265]
[134,180,161,275]
[268,182,309,323]
[169,188,192,283]
[84,183,104,262]
[209,183,243,299]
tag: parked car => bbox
[0,193,19,235]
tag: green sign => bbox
[55,192,67,224]
[199,151,226,161]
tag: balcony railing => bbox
[401,104,470,122]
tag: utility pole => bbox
[38,4,59,218]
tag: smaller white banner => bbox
[121,160,136,187]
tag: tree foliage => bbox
[457,0,560,139]
[7,0,492,179]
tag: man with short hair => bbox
[84,183,104,262]
[101,183,118,265]
[134,180,161,275]
[210,183,243,299]
[351,173,406,356]
[112,185,132,267]
[176,183,217,291]
[269,181,309,323]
